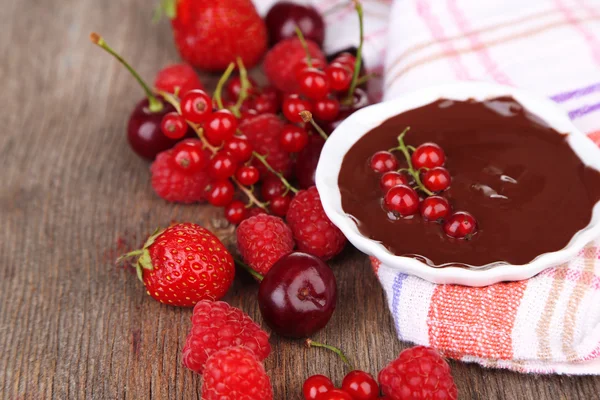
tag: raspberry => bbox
[182,301,271,374]
[378,346,458,400]
[154,64,204,97]
[237,214,295,275]
[239,113,292,176]
[201,346,273,400]
[263,37,326,93]
[150,141,210,203]
[286,186,346,260]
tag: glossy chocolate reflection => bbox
[338,97,600,268]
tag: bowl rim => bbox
[315,82,600,286]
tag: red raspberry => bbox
[237,214,295,275]
[239,113,292,176]
[378,346,458,400]
[150,141,211,203]
[201,346,273,400]
[154,64,204,97]
[182,301,271,374]
[286,186,346,260]
[263,37,326,93]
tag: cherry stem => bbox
[252,152,299,194]
[234,257,264,281]
[230,57,250,118]
[90,33,163,113]
[214,62,236,110]
[390,127,434,196]
[344,0,364,105]
[232,177,269,211]
[300,111,328,141]
[295,26,312,68]
[305,339,352,367]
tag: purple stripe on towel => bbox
[551,82,600,103]
[391,273,409,340]
[569,102,600,119]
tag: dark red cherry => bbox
[295,135,325,189]
[258,252,337,338]
[323,87,370,133]
[265,2,325,47]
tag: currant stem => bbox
[391,127,434,196]
[232,177,269,211]
[231,57,250,118]
[90,33,163,113]
[344,0,364,105]
[295,26,312,67]
[299,111,328,140]
[234,257,264,281]
[305,339,352,367]
[214,62,236,110]
[252,152,299,194]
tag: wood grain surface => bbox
[1,0,599,398]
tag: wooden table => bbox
[2,0,599,398]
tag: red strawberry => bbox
[202,346,273,400]
[286,186,346,260]
[263,38,326,93]
[120,223,235,307]
[239,113,292,176]
[154,64,204,97]
[183,301,271,374]
[378,346,458,400]
[237,214,295,276]
[168,0,267,71]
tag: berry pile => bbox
[371,128,478,240]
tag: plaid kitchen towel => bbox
[255,0,600,374]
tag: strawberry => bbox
[119,223,235,307]
[162,0,267,71]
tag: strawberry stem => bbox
[214,62,236,110]
[252,152,299,194]
[230,57,250,118]
[344,0,364,105]
[300,111,328,140]
[90,33,164,113]
[305,339,352,367]
[390,127,434,196]
[295,26,312,67]
[234,257,264,281]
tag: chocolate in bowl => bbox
[338,96,600,268]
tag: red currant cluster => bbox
[370,128,477,240]
[304,370,382,400]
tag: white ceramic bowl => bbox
[316,82,600,286]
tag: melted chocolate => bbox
[339,97,600,267]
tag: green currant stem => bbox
[295,26,312,67]
[214,62,236,110]
[355,72,381,86]
[232,177,269,211]
[300,111,328,141]
[252,152,299,194]
[230,57,249,118]
[390,127,434,196]
[152,0,176,22]
[234,257,264,281]
[90,33,163,113]
[344,0,364,105]
[305,339,352,368]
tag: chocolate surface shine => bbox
[339,97,600,268]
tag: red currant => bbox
[341,370,379,400]
[318,389,353,400]
[209,152,237,180]
[380,171,408,192]
[384,185,420,216]
[422,167,451,192]
[160,112,187,139]
[226,76,257,100]
[411,143,446,169]
[326,62,352,91]
[181,89,212,124]
[206,180,235,207]
[283,94,313,123]
[303,375,334,400]
[236,165,260,186]
[298,68,330,100]
[420,196,451,221]
[280,125,309,153]
[270,194,292,216]
[261,176,286,201]
[204,109,238,145]
[313,98,340,122]
[294,58,326,81]
[224,136,253,163]
[240,109,259,123]
[334,53,357,71]
[370,151,398,173]
[172,140,207,173]
[225,200,247,225]
[252,94,279,114]
[444,211,477,239]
